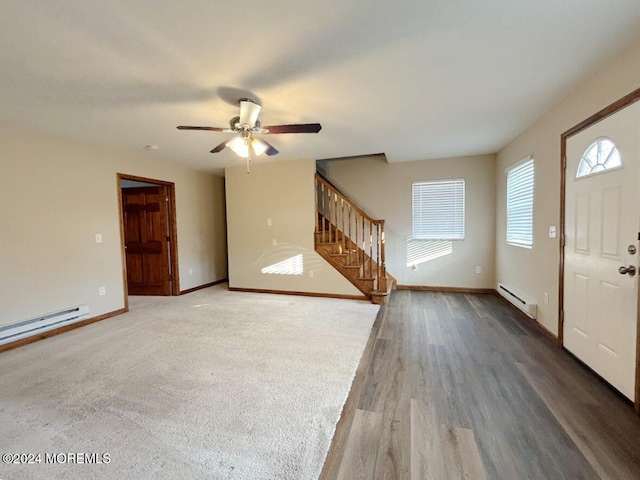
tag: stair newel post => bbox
[379,220,387,293]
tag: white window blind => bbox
[506,157,535,248]
[412,179,465,240]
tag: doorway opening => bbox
[117,174,180,310]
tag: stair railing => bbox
[315,173,387,294]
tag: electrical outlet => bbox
[188,268,193,275]
[309,270,314,278]
[272,239,277,246]
[95,233,102,243]
[267,218,272,226]
[98,286,106,296]
[475,266,482,274]
[544,292,549,305]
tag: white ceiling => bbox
[2,1,640,174]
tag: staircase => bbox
[315,173,395,305]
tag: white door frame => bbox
[559,87,640,413]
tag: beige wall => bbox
[0,124,227,327]
[496,37,640,335]
[225,159,361,296]
[318,154,496,288]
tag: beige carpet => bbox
[0,285,378,479]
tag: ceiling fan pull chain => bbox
[246,136,252,173]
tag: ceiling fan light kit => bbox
[178,98,322,173]
[227,136,269,158]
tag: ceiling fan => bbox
[177,98,322,172]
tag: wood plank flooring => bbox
[320,290,640,479]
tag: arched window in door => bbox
[576,138,622,178]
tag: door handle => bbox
[618,265,636,276]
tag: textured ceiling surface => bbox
[2,1,640,173]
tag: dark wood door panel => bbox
[126,254,144,284]
[126,242,163,254]
[123,186,170,296]
[125,203,161,213]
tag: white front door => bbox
[564,100,640,400]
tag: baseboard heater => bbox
[497,283,537,319]
[0,305,90,346]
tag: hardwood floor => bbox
[320,290,640,479]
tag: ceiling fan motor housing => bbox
[229,115,261,132]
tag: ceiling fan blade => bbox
[178,125,226,131]
[263,123,322,134]
[210,140,230,154]
[259,138,279,156]
[239,99,261,127]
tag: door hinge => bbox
[560,233,566,248]
[561,156,567,169]
[560,310,564,324]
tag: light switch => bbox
[95,233,103,243]
[267,218,272,226]
[549,226,556,238]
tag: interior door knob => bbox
[618,265,636,276]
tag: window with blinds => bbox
[412,179,465,240]
[506,157,535,248]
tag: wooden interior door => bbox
[563,101,640,400]
[123,186,171,296]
